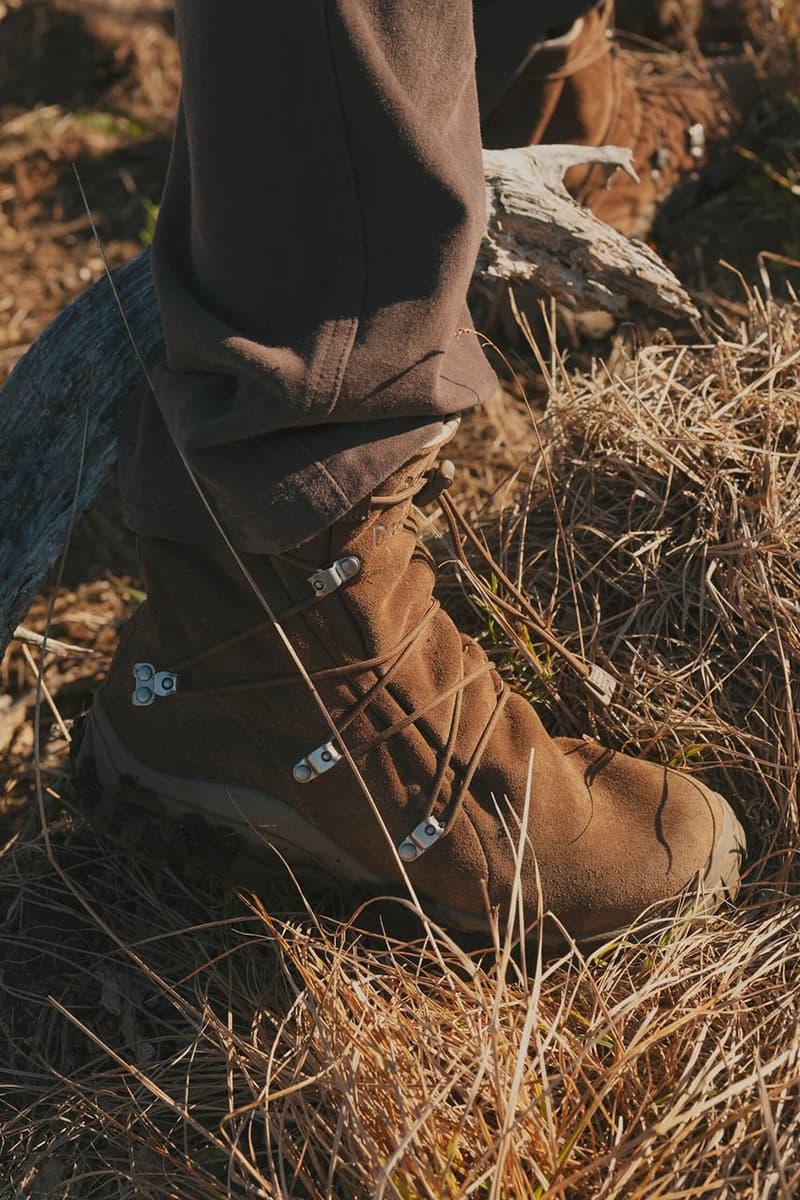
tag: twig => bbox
[13,625,100,659]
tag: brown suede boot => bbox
[481,0,752,238]
[74,447,745,944]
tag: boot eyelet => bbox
[398,816,445,863]
[688,122,706,160]
[308,557,362,597]
[132,664,179,707]
[293,741,342,783]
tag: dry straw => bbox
[2,293,799,1197]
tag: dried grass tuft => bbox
[447,293,800,865]
[3,295,800,1198]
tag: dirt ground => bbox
[1,0,799,830]
[0,0,178,383]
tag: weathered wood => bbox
[0,255,160,661]
[0,145,697,657]
[481,145,699,318]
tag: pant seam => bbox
[304,1,371,419]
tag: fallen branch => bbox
[481,145,698,318]
[0,145,697,656]
[12,626,101,659]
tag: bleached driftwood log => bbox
[481,145,697,317]
[0,145,697,657]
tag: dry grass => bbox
[4,5,800,1192]
[453,292,800,858]
[2,291,800,1198]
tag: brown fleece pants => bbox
[119,0,596,554]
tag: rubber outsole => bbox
[72,695,747,947]
[73,696,498,936]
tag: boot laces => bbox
[133,464,614,861]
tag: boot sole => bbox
[77,694,385,886]
[74,696,746,946]
[74,697,499,936]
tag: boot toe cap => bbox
[701,791,747,903]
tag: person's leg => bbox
[477,0,752,238]
[83,0,745,943]
[120,0,496,556]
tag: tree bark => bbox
[0,145,696,657]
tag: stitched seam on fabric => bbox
[296,433,353,507]
[305,0,370,419]
[229,436,352,523]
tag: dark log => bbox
[1,255,159,658]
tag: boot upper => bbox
[100,451,739,939]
